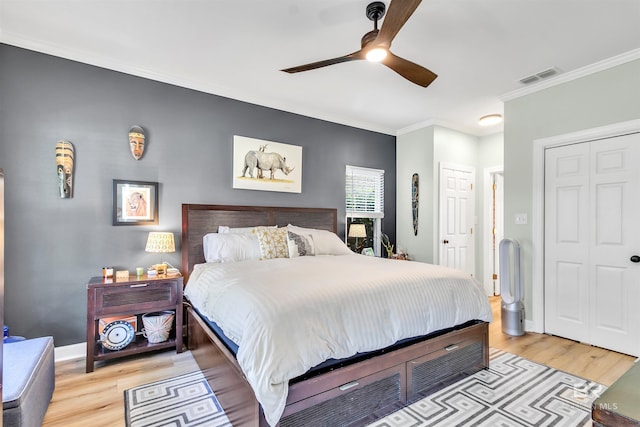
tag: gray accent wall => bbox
[0,44,396,346]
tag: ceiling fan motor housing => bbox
[361,30,379,48]
[363,2,386,48]
[366,2,386,22]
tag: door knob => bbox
[631,255,640,263]
[443,240,449,244]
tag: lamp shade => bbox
[348,224,367,238]
[145,232,175,253]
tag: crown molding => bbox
[397,118,438,135]
[500,48,640,102]
[397,117,503,137]
[398,118,480,136]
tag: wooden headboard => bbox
[181,204,338,280]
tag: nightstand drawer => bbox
[94,280,179,316]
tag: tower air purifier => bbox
[499,238,525,336]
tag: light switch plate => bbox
[515,213,528,225]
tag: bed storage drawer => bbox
[406,329,487,400]
[280,364,405,427]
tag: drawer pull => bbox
[130,283,149,288]
[339,381,359,391]
[445,344,459,352]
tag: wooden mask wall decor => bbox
[55,140,74,198]
[412,173,419,236]
[128,125,145,160]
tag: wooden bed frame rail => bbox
[188,306,488,427]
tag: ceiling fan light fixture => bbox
[281,1,437,87]
[478,114,503,126]
[366,47,387,62]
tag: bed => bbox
[181,204,491,427]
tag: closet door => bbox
[588,134,640,355]
[544,133,640,356]
[544,143,590,342]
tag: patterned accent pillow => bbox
[256,227,289,259]
[287,231,315,257]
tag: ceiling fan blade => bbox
[375,0,423,48]
[281,50,364,73]
[381,51,437,87]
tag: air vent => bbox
[519,75,540,85]
[519,67,562,85]
[536,67,559,79]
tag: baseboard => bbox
[525,319,541,334]
[54,342,85,362]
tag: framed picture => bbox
[232,135,302,193]
[362,247,375,256]
[112,179,158,226]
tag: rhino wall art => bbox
[233,135,302,193]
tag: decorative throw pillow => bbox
[256,227,289,260]
[287,224,353,255]
[287,231,315,257]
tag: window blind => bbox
[345,165,384,218]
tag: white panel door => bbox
[439,163,475,276]
[588,135,640,355]
[544,143,590,342]
[545,132,640,356]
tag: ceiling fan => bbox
[281,0,437,88]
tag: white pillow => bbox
[203,233,261,263]
[287,225,353,255]
[217,225,275,234]
[287,230,315,257]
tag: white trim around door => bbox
[483,166,503,296]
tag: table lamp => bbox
[145,232,175,274]
[348,223,367,253]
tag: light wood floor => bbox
[43,297,636,427]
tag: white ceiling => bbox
[1,0,639,136]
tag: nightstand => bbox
[85,274,183,373]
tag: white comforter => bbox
[184,254,492,426]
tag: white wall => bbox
[476,132,504,290]
[503,58,640,329]
[396,127,435,263]
[396,125,504,281]
[478,133,504,169]
[432,127,479,271]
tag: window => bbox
[345,165,384,255]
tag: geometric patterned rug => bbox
[367,348,604,427]
[124,371,231,427]
[124,349,603,427]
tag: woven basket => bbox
[142,311,175,343]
